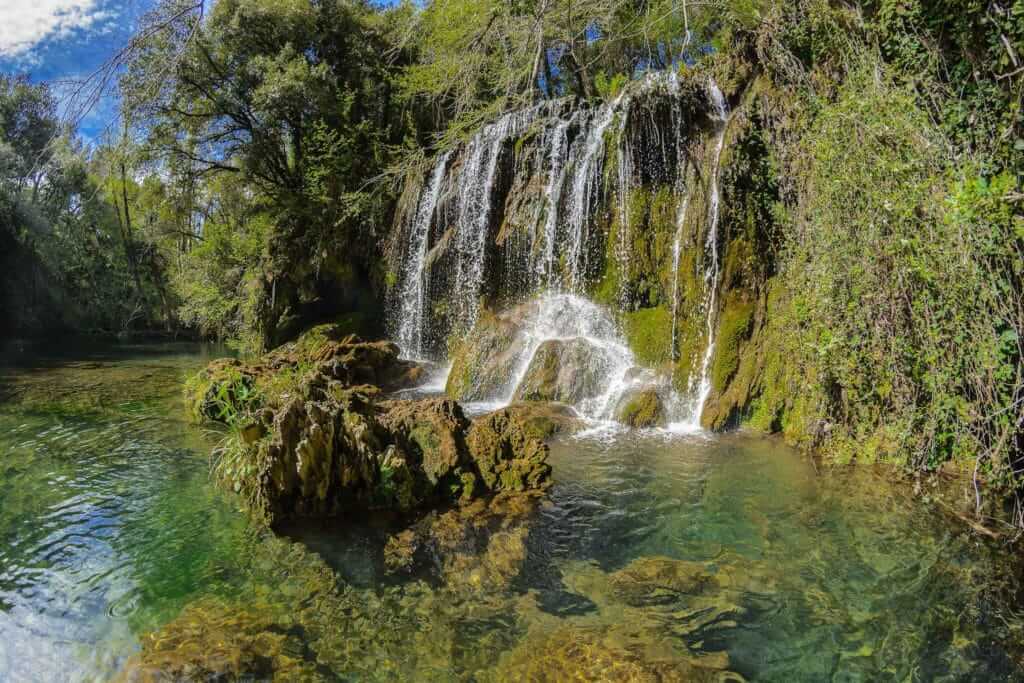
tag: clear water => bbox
[0,344,1021,681]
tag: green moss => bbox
[623,307,673,367]
[710,296,754,393]
[614,390,666,428]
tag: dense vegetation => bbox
[1,0,1022,520]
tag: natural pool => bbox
[0,343,1021,681]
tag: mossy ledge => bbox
[185,324,554,525]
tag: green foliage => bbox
[772,59,1023,487]
[594,71,628,101]
[0,76,170,336]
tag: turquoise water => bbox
[0,343,1021,680]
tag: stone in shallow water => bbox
[118,597,321,681]
[467,407,553,492]
[488,401,583,439]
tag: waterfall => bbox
[563,92,626,292]
[537,115,574,288]
[394,151,451,360]
[668,73,688,361]
[451,108,539,335]
[672,79,729,430]
[391,72,733,432]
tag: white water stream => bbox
[668,79,730,431]
[395,151,451,360]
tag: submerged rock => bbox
[118,598,321,681]
[384,491,542,593]
[484,623,737,682]
[613,387,668,428]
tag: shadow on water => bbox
[0,344,1022,680]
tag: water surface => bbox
[0,344,1020,680]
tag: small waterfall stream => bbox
[564,92,626,292]
[537,115,574,288]
[451,107,540,335]
[671,79,730,430]
[394,151,451,360]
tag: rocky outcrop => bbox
[511,338,611,404]
[467,408,553,492]
[185,324,424,422]
[187,326,556,524]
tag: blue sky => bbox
[0,0,157,139]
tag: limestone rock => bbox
[492,401,582,439]
[511,338,608,404]
[445,308,529,401]
[467,408,553,493]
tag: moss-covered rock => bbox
[511,338,608,404]
[445,307,529,401]
[188,326,553,523]
[710,295,754,393]
[184,332,425,425]
[622,306,674,368]
[497,401,583,438]
[467,408,553,493]
[613,387,667,428]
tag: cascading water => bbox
[496,293,641,420]
[671,79,729,431]
[391,73,732,431]
[563,93,625,292]
[669,193,690,359]
[394,151,451,360]
[536,115,574,288]
[451,107,540,334]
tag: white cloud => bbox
[0,1,107,57]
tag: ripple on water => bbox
[1,346,1023,681]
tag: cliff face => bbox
[386,66,783,432]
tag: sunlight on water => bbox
[0,344,1021,680]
